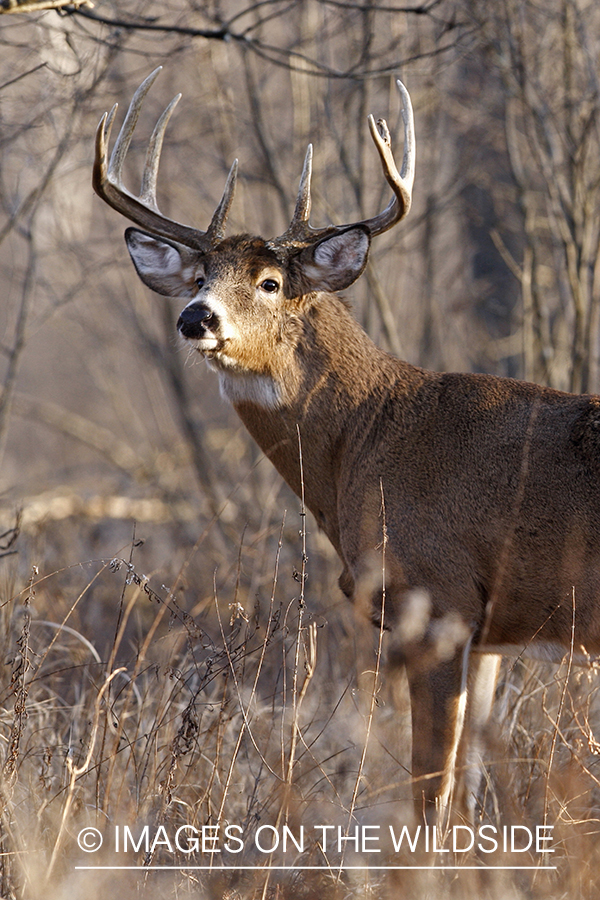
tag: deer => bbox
[93,68,600,826]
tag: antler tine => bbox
[93,68,233,250]
[398,79,416,187]
[267,145,314,250]
[291,144,313,231]
[269,78,415,254]
[361,78,415,235]
[206,159,239,243]
[139,92,182,208]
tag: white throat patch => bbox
[218,370,283,410]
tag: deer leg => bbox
[454,652,501,822]
[404,639,472,825]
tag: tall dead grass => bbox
[0,510,599,898]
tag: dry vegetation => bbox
[3,514,600,899]
[2,1,600,897]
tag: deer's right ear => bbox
[297,226,371,293]
[124,228,198,297]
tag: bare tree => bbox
[464,0,600,393]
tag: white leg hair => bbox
[456,652,502,822]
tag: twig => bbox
[46,667,126,880]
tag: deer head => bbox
[93,68,414,397]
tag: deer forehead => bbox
[205,237,285,282]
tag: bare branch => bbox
[0,0,91,12]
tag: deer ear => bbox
[124,228,199,297]
[298,226,371,292]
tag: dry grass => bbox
[0,509,599,899]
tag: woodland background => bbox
[1,2,600,898]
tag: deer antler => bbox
[93,67,238,251]
[268,78,415,254]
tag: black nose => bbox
[177,303,214,340]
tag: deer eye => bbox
[260,278,280,294]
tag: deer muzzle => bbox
[177,302,216,341]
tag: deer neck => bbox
[220,294,400,546]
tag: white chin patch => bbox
[196,337,219,352]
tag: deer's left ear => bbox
[296,226,371,292]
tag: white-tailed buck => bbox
[94,68,600,824]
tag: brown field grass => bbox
[0,504,599,899]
